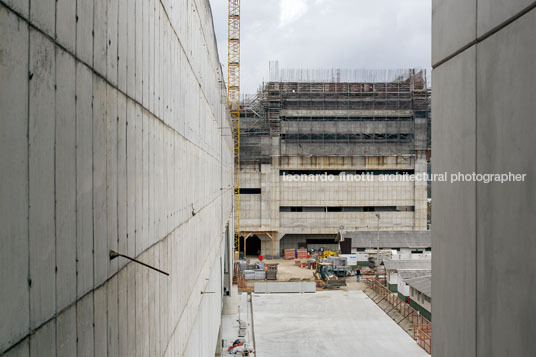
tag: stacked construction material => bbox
[296,249,308,259]
[243,270,256,280]
[265,263,278,280]
[243,269,267,280]
[266,270,277,280]
[284,249,296,259]
[254,270,266,280]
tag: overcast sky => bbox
[208,0,431,94]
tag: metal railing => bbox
[367,277,432,354]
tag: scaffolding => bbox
[240,65,431,163]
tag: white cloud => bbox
[208,0,431,94]
[279,0,309,28]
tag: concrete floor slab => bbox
[252,290,428,357]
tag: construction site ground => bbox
[240,257,366,292]
[252,290,429,357]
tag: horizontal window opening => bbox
[280,169,414,176]
[280,133,414,143]
[239,188,261,194]
[281,116,413,121]
[280,206,414,212]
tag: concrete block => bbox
[94,285,108,357]
[477,0,535,36]
[148,117,155,247]
[141,255,150,357]
[107,0,118,85]
[253,281,317,294]
[154,5,161,119]
[56,0,76,52]
[94,0,108,77]
[29,29,55,329]
[153,247,161,356]
[147,251,156,356]
[76,292,94,357]
[476,11,536,355]
[127,0,136,97]
[432,0,476,65]
[117,0,128,92]
[432,47,476,357]
[135,264,143,357]
[56,304,76,357]
[93,75,108,286]
[107,85,118,275]
[0,8,29,352]
[142,112,149,253]
[117,92,128,268]
[30,0,54,37]
[142,0,149,107]
[55,48,77,312]
[76,0,93,65]
[148,0,155,112]
[135,0,143,103]
[135,104,143,255]
[126,264,136,357]
[30,317,55,356]
[159,240,169,352]
[76,62,94,298]
[107,275,119,357]
[117,268,128,356]
[127,98,137,257]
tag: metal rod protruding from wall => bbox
[109,250,169,276]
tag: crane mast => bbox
[228,0,241,254]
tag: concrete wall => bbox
[432,1,536,355]
[0,0,234,355]
[240,152,427,256]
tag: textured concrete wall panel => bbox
[432,48,477,357]
[106,0,118,86]
[93,0,107,77]
[56,305,76,357]
[1,0,233,355]
[94,285,107,357]
[476,9,536,355]
[0,8,29,351]
[477,0,535,36]
[56,0,76,52]
[93,75,108,286]
[29,0,54,37]
[55,48,77,312]
[76,0,93,66]
[28,29,56,329]
[117,0,128,92]
[76,62,94,298]
[76,293,94,357]
[106,84,118,275]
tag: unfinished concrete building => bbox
[239,64,431,258]
[0,1,233,356]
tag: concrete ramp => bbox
[254,281,316,293]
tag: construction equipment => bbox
[228,0,241,253]
[313,259,346,289]
[319,249,339,258]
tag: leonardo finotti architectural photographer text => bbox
[281,172,527,183]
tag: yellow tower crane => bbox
[228,0,241,254]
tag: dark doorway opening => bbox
[340,238,352,254]
[245,235,261,256]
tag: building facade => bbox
[0,1,234,356]
[432,1,536,356]
[239,67,431,257]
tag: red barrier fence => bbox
[368,278,432,354]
